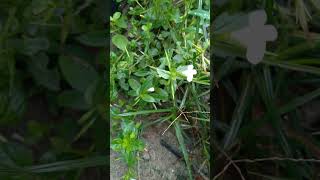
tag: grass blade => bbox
[280,87,320,114]
[25,156,107,173]
[263,59,320,75]
[174,121,193,180]
[0,156,107,177]
[223,75,252,150]
[116,109,172,117]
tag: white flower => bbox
[147,87,155,92]
[181,65,197,82]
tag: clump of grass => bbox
[213,0,320,179]
[110,0,210,179]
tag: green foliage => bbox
[111,0,210,179]
[0,0,106,179]
[111,120,144,178]
[214,0,320,179]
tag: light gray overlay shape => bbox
[231,10,278,64]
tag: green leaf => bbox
[128,79,141,91]
[23,37,50,55]
[112,34,129,51]
[141,94,156,103]
[84,78,106,106]
[119,78,129,91]
[113,12,121,20]
[59,56,98,92]
[156,68,170,79]
[66,44,95,63]
[76,31,107,47]
[57,90,90,110]
[188,9,209,19]
[112,12,127,29]
[140,76,153,92]
[128,90,139,97]
[154,88,169,101]
[28,53,60,91]
[134,71,151,77]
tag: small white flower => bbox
[147,87,155,92]
[181,65,197,82]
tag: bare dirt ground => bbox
[111,122,190,180]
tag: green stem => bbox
[116,109,172,117]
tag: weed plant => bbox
[110,0,210,179]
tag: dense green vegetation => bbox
[0,0,107,179]
[110,0,210,179]
[213,0,320,179]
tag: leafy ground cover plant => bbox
[0,0,107,179]
[213,0,320,179]
[110,0,210,179]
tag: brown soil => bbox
[110,119,211,180]
[111,122,190,180]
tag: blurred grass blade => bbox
[256,67,292,156]
[222,79,238,103]
[280,87,320,114]
[223,75,252,150]
[73,117,96,142]
[25,156,107,173]
[0,156,107,176]
[276,43,314,60]
[174,121,193,180]
[263,59,320,75]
